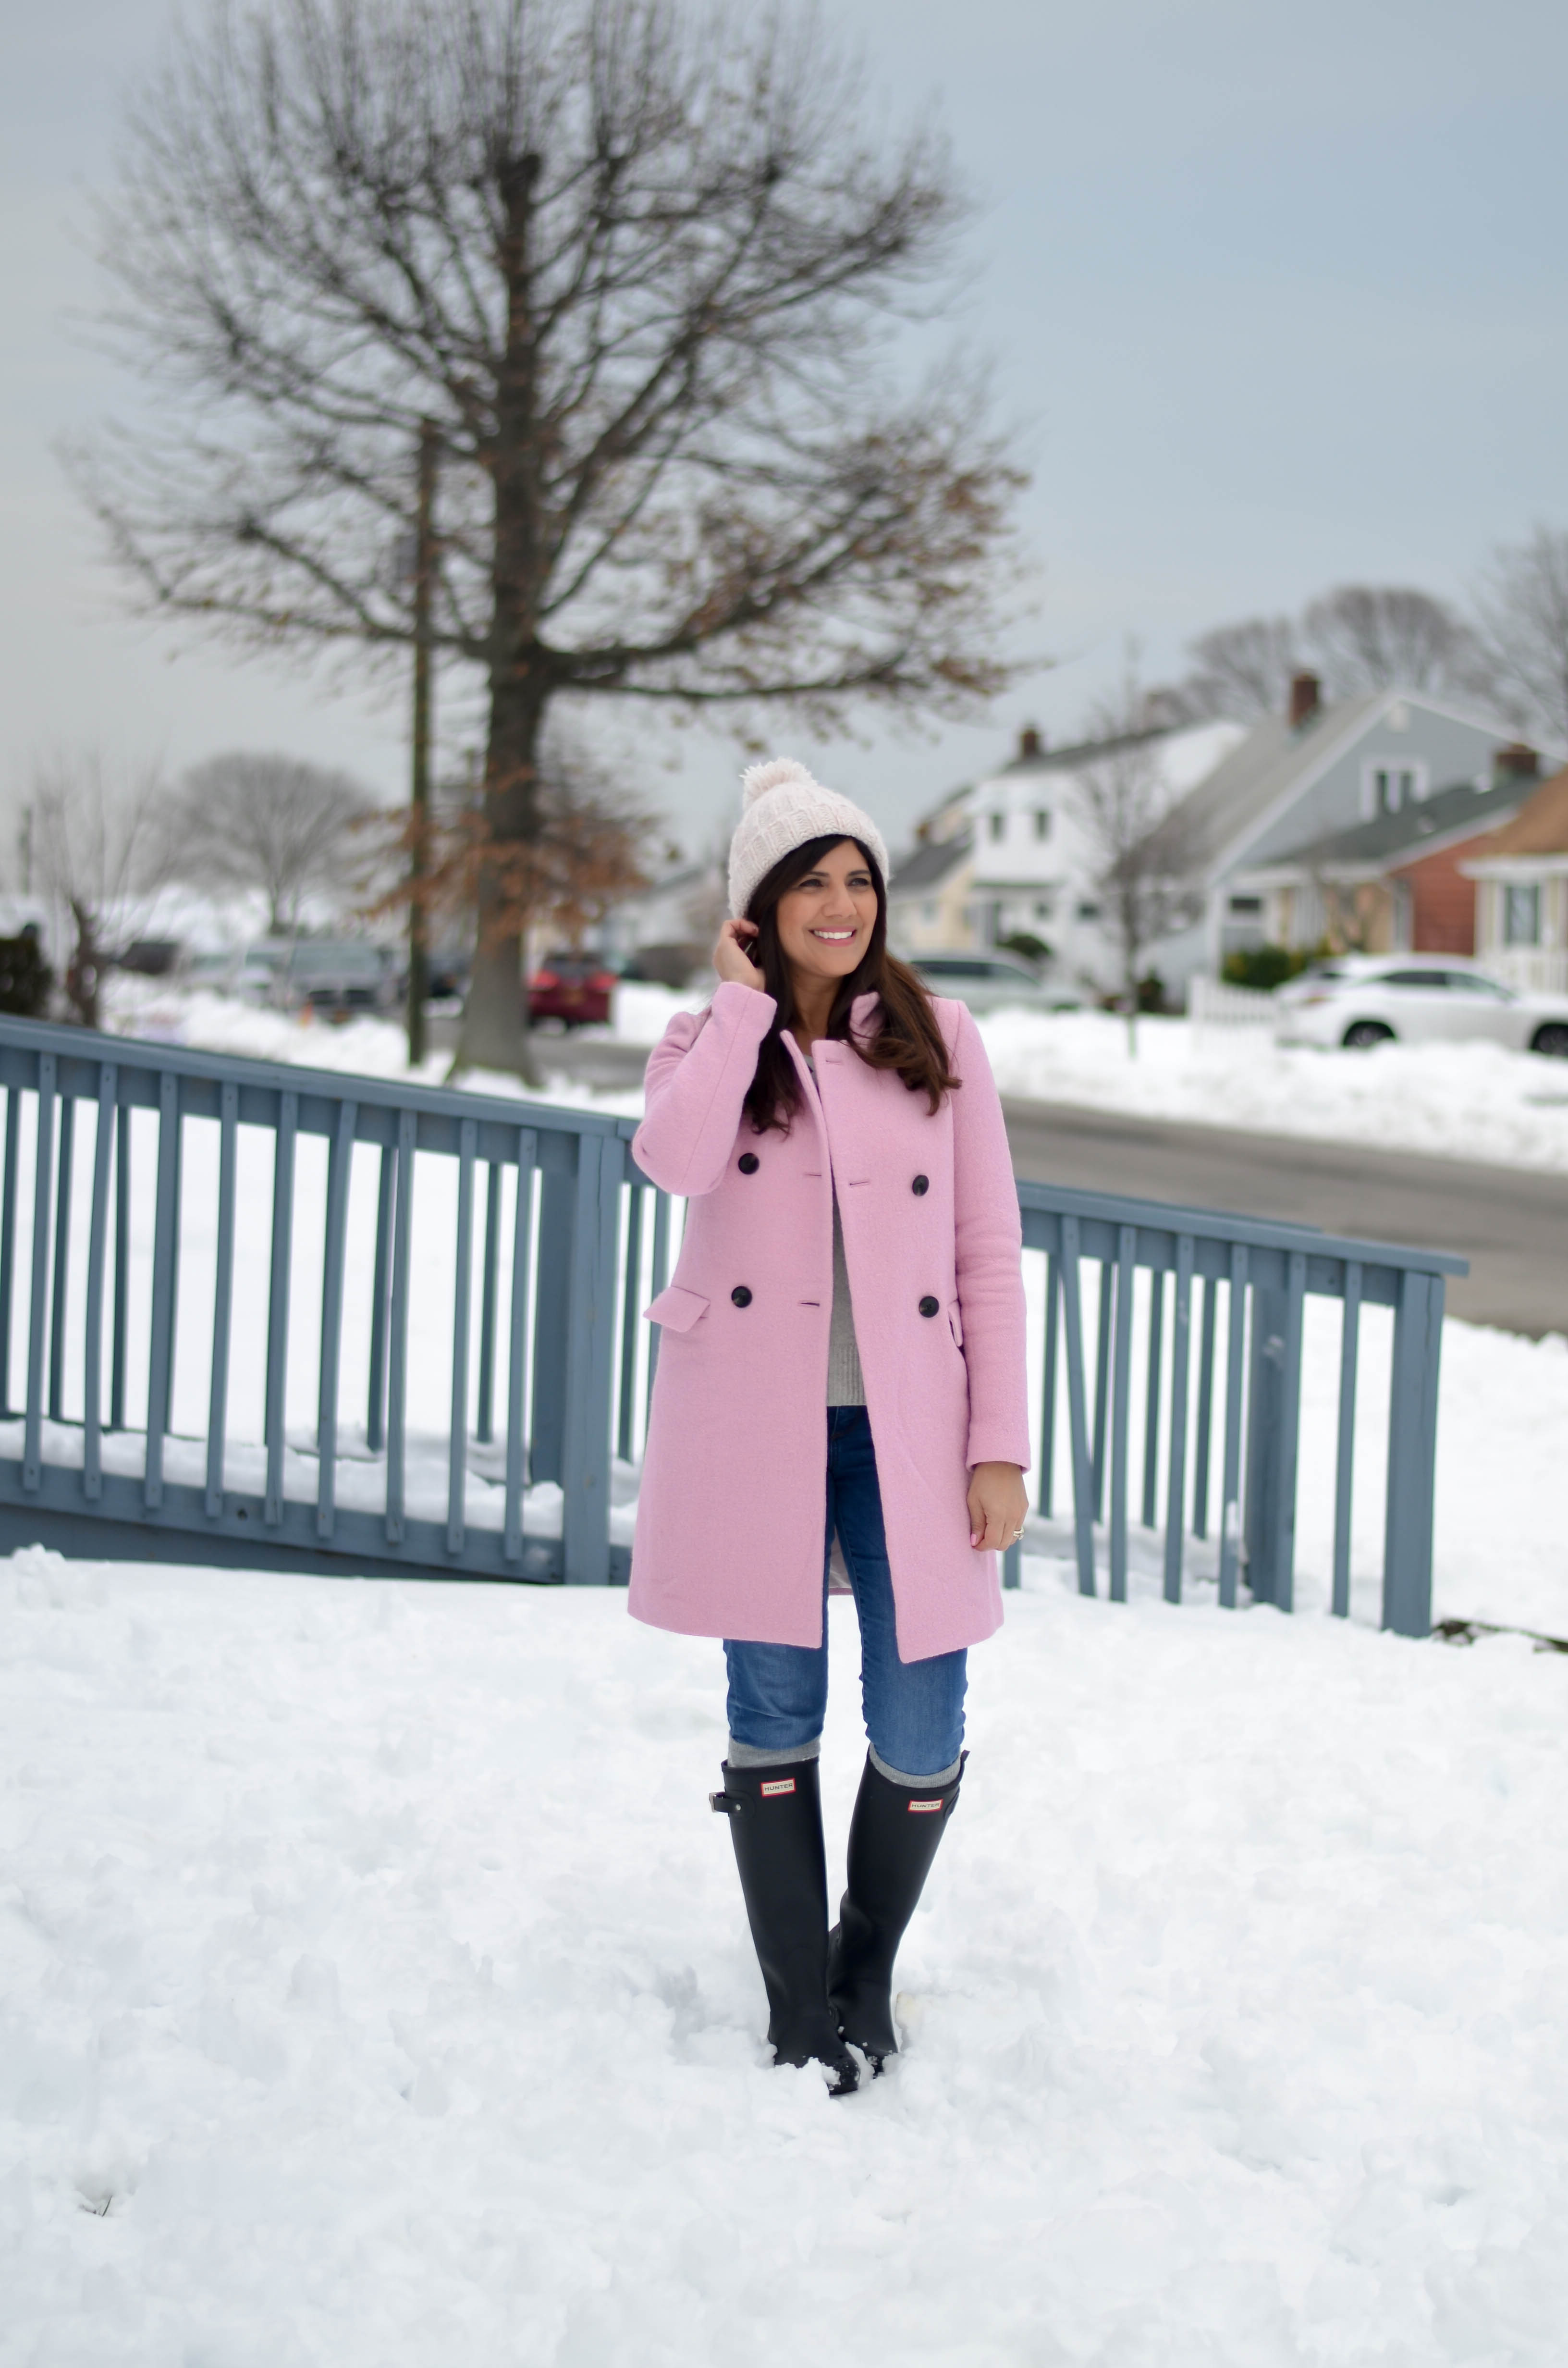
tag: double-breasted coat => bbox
[627,981,1029,1661]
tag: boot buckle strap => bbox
[709,1790,742,1817]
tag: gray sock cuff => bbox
[870,1745,964,1788]
[726,1734,822,1770]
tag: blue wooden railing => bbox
[0,1017,1463,1633]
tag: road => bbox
[522,1033,1566,1336]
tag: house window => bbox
[1033,898,1054,922]
[1363,760,1427,818]
[1033,809,1052,840]
[1504,884,1541,946]
[921,900,938,924]
[988,812,1006,843]
[1076,900,1101,922]
[1228,895,1263,916]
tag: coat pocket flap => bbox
[644,1284,710,1333]
[946,1299,965,1349]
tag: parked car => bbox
[908,952,1078,1015]
[1273,955,1568,1055]
[276,939,400,1016]
[528,950,621,1028]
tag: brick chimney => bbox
[1493,741,1540,783]
[1018,725,1043,760]
[1288,671,1321,729]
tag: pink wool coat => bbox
[627,981,1029,1660]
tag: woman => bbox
[630,758,1029,2093]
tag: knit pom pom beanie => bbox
[726,758,891,919]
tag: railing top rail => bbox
[1016,1175,1469,1279]
[0,1015,625,1141]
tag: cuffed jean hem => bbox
[726,1733,822,1770]
[870,1744,963,1788]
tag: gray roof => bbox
[1277,777,1531,874]
[887,834,972,896]
[1153,691,1388,874]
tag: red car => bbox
[527,950,620,1028]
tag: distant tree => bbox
[1471,525,1568,746]
[69,0,1028,1081]
[1160,616,1300,724]
[161,752,372,934]
[1300,584,1489,700]
[0,931,53,1019]
[29,752,172,1028]
[1072,657,1204,1052]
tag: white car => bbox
[1273,955,1568,1056]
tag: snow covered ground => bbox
[4,1546,1568,2366]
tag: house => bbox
[1464,762,1568,993]
[1149,673,1536,989]
[1223,746,1541,957]
[886,719,1245,993]
[595,854,724,978]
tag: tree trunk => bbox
[453,151,547,1085]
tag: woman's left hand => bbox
[968,1461,1028,1552]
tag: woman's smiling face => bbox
[772,839,880,995]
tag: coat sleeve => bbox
[631,981,777,1197]
[947,1001,1031,1471]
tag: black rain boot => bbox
[711,1758,858,2095]
[827,1751,967,2072]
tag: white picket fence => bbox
[1188,975,1276,1033]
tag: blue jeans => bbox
[723,1407,968,1780]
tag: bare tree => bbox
[68,0,1027,1080]
[1471,525,1568,746]
[159,751,373,934]
[1301,584,1489,700]
[1072,659,1203,1052]
[29,752,173,1027]
[1161,616,1301,723]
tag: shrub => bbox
[1221,943,1312,993]
[997,931,1051,966]
[0,931,53,1018]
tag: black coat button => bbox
[731,1285,753,1307]
[738,1152,760,1174]
[911,1174,929,1196]
[919,1295,939,1317]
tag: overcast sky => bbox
[2,0,1565,865]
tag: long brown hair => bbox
[739,833,959,1134]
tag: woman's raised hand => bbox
[713,917,766,990]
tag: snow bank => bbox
[976,1008,1568,1173]
[4,1548,1567,2364]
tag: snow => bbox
[975,1008,1568,1174]
[4,1542,1568,2365]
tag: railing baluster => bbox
[1057,1214,1096,1595]
[143,1074,183,1511]
[315,1098,357,1540]
[562,1132,621,1586]
[617,1182,644,1466]
[366,1137,396,1453]
[262,1089,297,1526]
[504,1129,538,1562]
[1039,1249,1061,1520]
[205,1083,238,1518]
[1384,1268,1444,1638]
[48,1093,74,1421]
[83,1066,117,1502]
[1191,1274,1217,1540]
[23,1056,56,1492]
[1091,1258,1114,1518]
[1332,1259,1363,1619]
[446,1117,477,1554]
[384,1110,416,1545]
[1163,1236,1194,1603]
[1108,1226,1136,1602]
[1217,1245,1249,1608]
[476,1160,502,1446]
[1141,1262,1164,1529]
[110,1105,130,1433]
[645,1189,671,1418]
[0,1085,20,1417]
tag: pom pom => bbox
[740,756,818,807]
